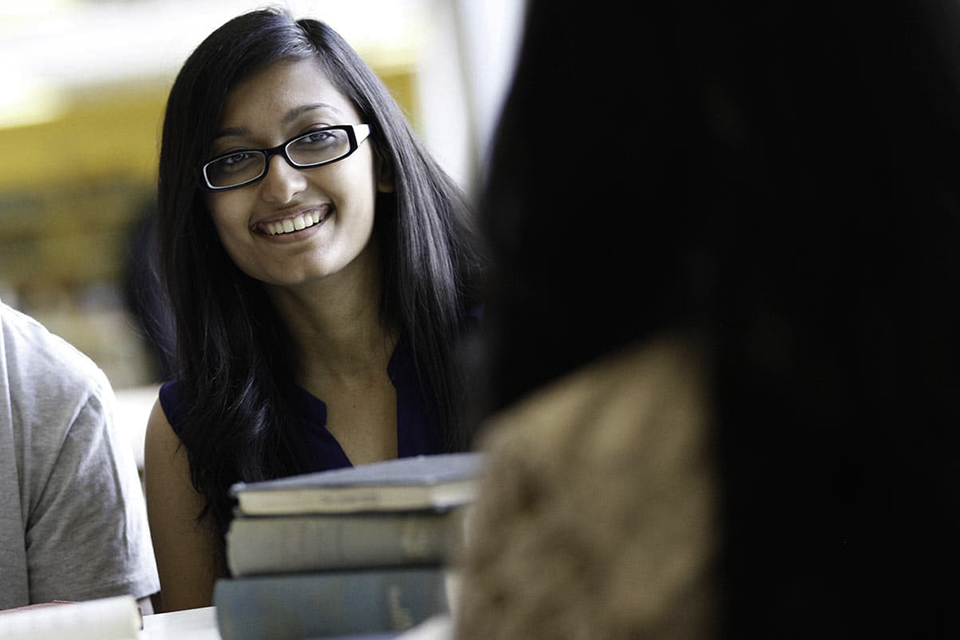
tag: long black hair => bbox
[477,0,960,635]
[158,8,480,541]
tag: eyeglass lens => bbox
[204,128,354,188]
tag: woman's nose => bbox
[259,154,307,204]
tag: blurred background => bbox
[0,0,523,463]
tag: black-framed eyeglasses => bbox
[197,123,371,191]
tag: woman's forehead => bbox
[218,58,360,133]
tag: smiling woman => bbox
[201,59,389,290]
[0,31,419,394]
[142,8,483,612]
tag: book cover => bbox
[226,509,464,576]
[230,453,484,516]
[213,567,447,640]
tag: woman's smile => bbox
[253,204,331,237]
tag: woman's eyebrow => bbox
[283,102,342,124]
[212,103,344,142]
[212,126,250,142]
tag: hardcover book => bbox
[213,567,448,640]
[229,453,484,516]
[226,509,465,576]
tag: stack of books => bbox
[213,453,484,640]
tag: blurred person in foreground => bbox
[455,0,960,638]
[0,299,159,611]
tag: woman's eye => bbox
[287,129,350,164]
[216,152,259,174]
[222,152,251,166]
[300,131,336,146]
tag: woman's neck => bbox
[265,243,397,388]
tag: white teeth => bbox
[264,211,324,235]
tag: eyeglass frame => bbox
[196,123,372,191]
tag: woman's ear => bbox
[376,153,395,193]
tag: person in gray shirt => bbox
[0,298,159,611]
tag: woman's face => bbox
[205,58,392,290]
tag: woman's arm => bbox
[143,399,223,611]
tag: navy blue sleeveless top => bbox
[158,340,441,471]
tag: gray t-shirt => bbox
[0,300,159,609]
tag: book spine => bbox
[226,512,456,576]
[213,567,447,640]
[234,480,477,516]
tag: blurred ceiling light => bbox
[0,0,74,21]
[0,70,66,129]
